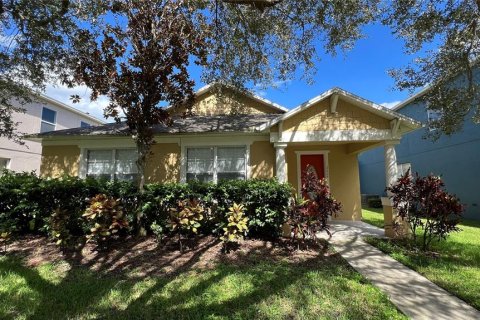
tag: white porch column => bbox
[274,142,288,183]
[382,140,406,238]
[384,141,399,193]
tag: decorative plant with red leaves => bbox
[287,165,341,247]
[387,171,464,250]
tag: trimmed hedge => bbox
[0,171,291,240]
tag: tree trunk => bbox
[135,140,148,236]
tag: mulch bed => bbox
[4,235,336,278]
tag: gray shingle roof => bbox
[35,114,280,137]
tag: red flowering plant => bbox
[387,170,464,250]
[287,165,342,247]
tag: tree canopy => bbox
[1,0,479,139]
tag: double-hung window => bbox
[40,107,56,133]
[186,146,246,183]
[86,149,138,182]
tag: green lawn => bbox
[0,252,405,319]
[361,207,385,229]
[362,208,480,310]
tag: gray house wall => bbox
[359,95,480,220]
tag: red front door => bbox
[300,154,325,193]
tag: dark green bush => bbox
[0,171,291,240]
[367,197,382,208]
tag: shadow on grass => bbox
[0,238,404,320]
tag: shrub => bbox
[166,199,204,251]
[220,203,249,248]
[287,165,342,246]
[367,197,382,208]
[82,194,129,244]
[0,220,16,253]
[387,171,464,250]
[49,208,74,247]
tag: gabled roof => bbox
[37,93,105,124]
[256,87,422,131]
[167,82,288,114]
[392,86,431,112]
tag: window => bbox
[40,107,56,133]
[186,146,247,183]
[0,158,9,176]
[86,149,138,181]
[80,121,91,128]
[397,163,412,178]
[427,109,442,131]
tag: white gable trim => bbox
[257,87,422,132]
[271,129,396,143]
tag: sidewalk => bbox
[318,221,480,320]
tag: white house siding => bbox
[0,97,103,173]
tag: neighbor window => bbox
[80,121,91,128]
[186,146,246,183]
[0,158,9,175]
[427,109,442,131]
[86,149,138,182]
[397,162,412,178]
[40,107,57,133]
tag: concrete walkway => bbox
[318,221,480,320]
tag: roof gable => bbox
[169,83,288,116]
[257,87,422,133]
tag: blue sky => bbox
[46,23,421,122]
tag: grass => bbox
[361,207,385,229]
[0,253,406,319]
[361,208,480,310]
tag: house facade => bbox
[359,88,480,220]
[31,84,420,222]
[0,94,104,173]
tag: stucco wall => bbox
[250,141,275,179]
[286,144,362,221]
[145,143,181,183]
[40,145,80,178]
[0,98,102,173]
[283,98,390,132]
[171,90,284,116]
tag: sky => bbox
[45,23,420,123]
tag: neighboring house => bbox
[0,94,104,173]
[29,84,420,221]
[359,88,480,220]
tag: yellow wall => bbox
[250,141,275,179]
[285,144,362,221]
[40,145,80,178]
[145,143,181,183]
[283,98,390,132]
[171,90,284,116]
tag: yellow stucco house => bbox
[31,84,421,222]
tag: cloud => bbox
[380,100,401,109]
[45,83,112,122]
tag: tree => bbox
[385,1,480,137]
[0,0,80,142]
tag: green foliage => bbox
[167,199,204,251]
[220,203,249,245]
[150,222,164,242]
[0,171,290,241]
[49,208,74,248]
[83,194,128,244]
[367,197,382,209]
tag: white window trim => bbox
[295,150,330,195]
[181,144,251,183]
[427,109,442,131]
[41,107,57,132]
[79,147,137,180]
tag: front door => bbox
[299,154,325,194]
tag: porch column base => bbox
[382,197,409,239]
